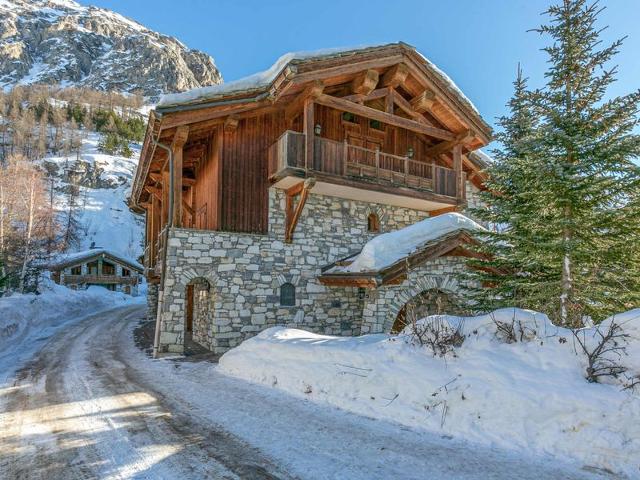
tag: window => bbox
[102,261,115,276]
[122,268,131,277]
[369,119,383,131]
[280,283,296,306]
[367,213,380,233]
[342,112,358,123]
[70,266,81,275]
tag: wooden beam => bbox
[285,80,324,120]
[303,97,314,169]
[452,144,463,201]
[429,206,458,217]
[424,130,474,157]
[171,125,189,227]
[285,178,316,243]
[315,93,455,141]
[223,115,239,133]
[385,87,394,113]
[149,172,162,183]
[410,90,436,114]
[390,89,429,124]
[351,69,379,96]
[342,88,388,104]
[183,177,196,186]
[182,199,194,216]
[380,63,409,88]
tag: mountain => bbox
[0,0,222,99]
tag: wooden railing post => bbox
[375,148,380,180]
[452,144,463,201]
[404,156,409,185]
[343,139,348,176]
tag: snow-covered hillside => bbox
[0,0,222,99]
[44,132,144,260]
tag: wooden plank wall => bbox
[220,112,287,233]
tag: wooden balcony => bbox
[268,131,461,201]
[61,275,139,285]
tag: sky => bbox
[81,0,640,139]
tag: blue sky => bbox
[82,0,639,134]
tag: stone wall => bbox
[360,257,473,334]
[156,188,429,354]
[146,283,158,321]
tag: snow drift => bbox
[219,308,640,476]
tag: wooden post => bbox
[453,144,463,200]
[343,139,348,175]
[171,125,189,228]
[303,98,314,170]
[375,148,380,180]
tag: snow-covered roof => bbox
[49,248,143,272]
[157,43,482,120]
[329,213,484,274]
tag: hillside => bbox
[43,131,144,259]
[0,0,222,99]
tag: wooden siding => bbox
[220,113,286,233]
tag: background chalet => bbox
[49,248,144,296]
[130,43,492,355]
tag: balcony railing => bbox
[61,275,139,285]
[268,130,460,198]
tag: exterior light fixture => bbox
[407,147,414,159]
[314,123,322,135]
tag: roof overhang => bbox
[318,230,481,288]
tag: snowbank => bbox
[219,308,640,476]
[0,280,144,382]
[341,213,483,272]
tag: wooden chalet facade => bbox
[130,43,492,355]
[49,248,144,296]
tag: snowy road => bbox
[0,305,613,479]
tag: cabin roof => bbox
[48,248,144,272]
[156,43,484,122]
[319,213,484,288]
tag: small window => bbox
[122,268,130,277]
[369,119,383,131]
[70,266,81,275]
[280,282,296,306]
[342,112,358,123]
[367,213,380,233]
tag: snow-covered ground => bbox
[0,279,144,384]
[44,132,144,260]
[0,304,611,479]
[220,308,640,477]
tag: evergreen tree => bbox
[468,0,640,326]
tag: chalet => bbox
[49,248,144,296]
[129,43,492,356]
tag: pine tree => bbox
[468,0,640,326]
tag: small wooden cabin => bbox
[130,43,492,354]
[49,248,144,296]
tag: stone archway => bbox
[175,267,218,351]
[383,275,462,333]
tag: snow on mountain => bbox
[44,132,144,260]
[0,0,222,99]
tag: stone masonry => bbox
[156,187,474,354]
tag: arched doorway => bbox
[391,288,463,333]
[185,277,213,350]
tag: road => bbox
[0,305,612,479]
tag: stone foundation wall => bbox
[156,188,429,354]
[146,283,158,321]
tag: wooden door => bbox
[185,284,194,334]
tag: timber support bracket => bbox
[285,177,316,243]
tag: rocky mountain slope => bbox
[0,0,222,99]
